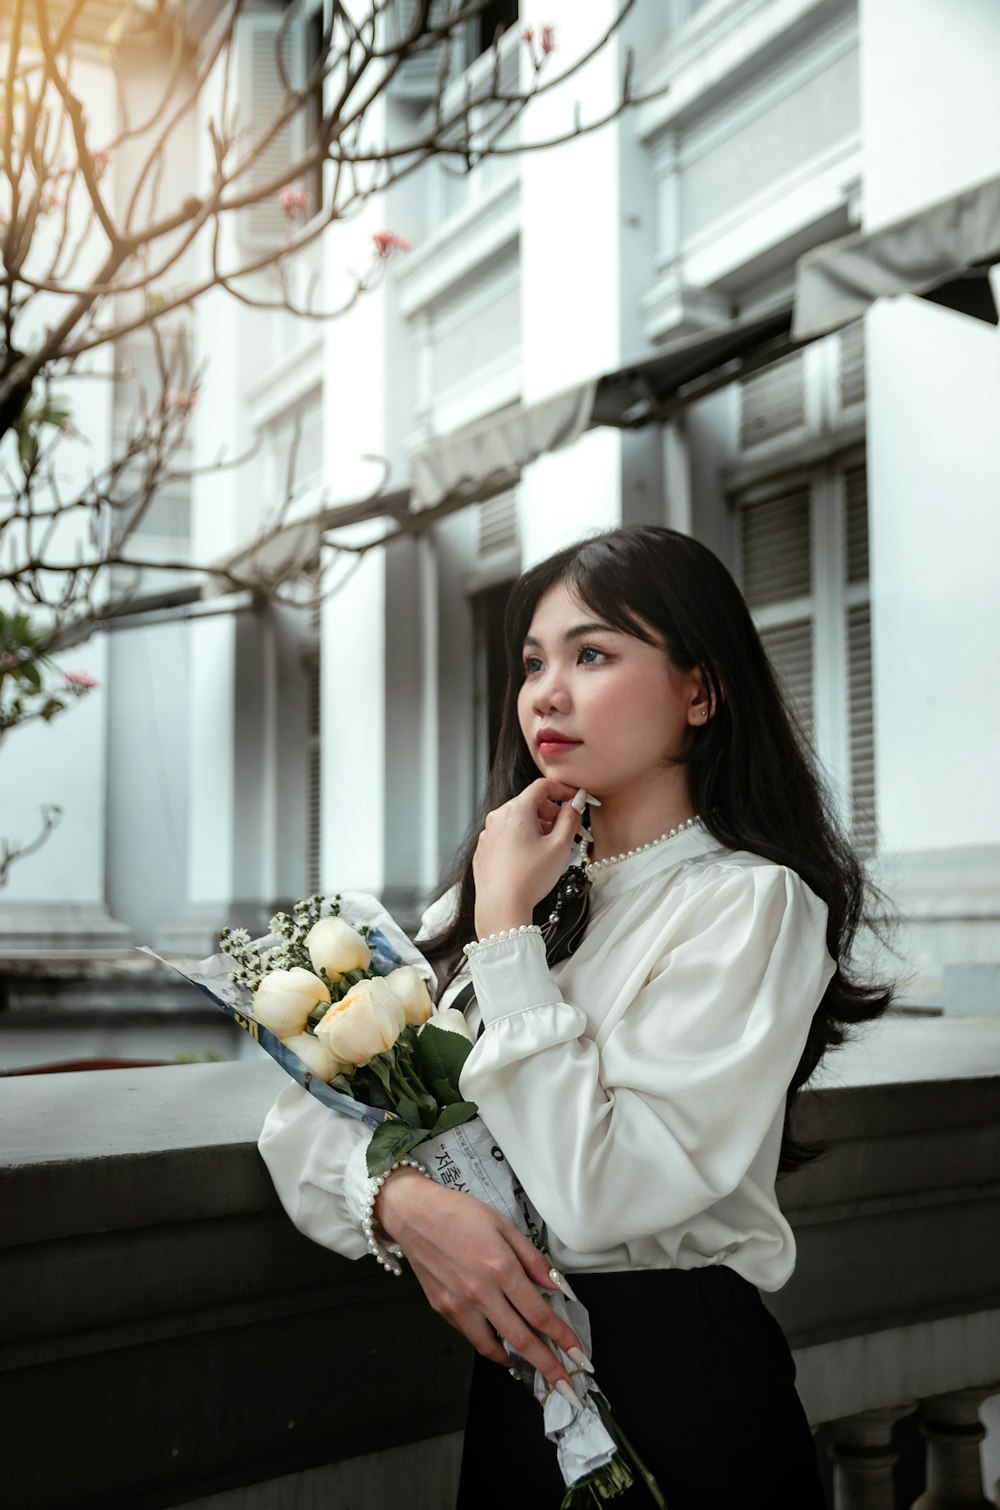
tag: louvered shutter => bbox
[387,0,461,100]
[740,488,812,606]
[844,463,869,583]
[238,14,306,247]
[739,352,806,448]
[846,602,876,855]
[478,492,518,555]
[739,488,814,739]
[838,321,866,411]
[760,619,815,741]
[843,462,876,855]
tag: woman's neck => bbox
[586,778,697,864]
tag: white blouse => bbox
[258,823,837,1292]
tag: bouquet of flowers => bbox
[147,892,665,1509]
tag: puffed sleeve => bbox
[256,887,460,1259]
[257,1088,372,1259]
[458,862,837,1255]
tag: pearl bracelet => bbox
[463,923,542,958]
[361,1157,430,1276]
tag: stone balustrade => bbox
[2,1012,998,1509]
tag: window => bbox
[388,0,519,100]
[238,4,324,246]
[731,324,875,855]
[736,460,876,856]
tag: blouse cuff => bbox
[466,928,563,1024]
[343,1131,377,1233]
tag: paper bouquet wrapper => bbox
[418,1116,619,1490]
[140,891,432,1128]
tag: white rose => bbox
[253,967,331,1038]
[283,1032,346,1083]
[305,916,371,981]
[418,1007,475,1044]
[383,965,434,1026]
[315,977,406,1066]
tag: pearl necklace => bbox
[584,815,703,876]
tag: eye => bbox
[522,655,543,676]
[578,645,608,665]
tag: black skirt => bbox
[456,1264,827,1509]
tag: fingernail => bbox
[555,1379,586,1412]
[548,1266,581,1304]
[508,1367,518,1378]
[570,788,588,814]
[567,1346,595,1374]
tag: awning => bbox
[793,173,1000,339]
[53,301,804,644]
[408,303,795,509]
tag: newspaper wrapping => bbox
[418,1116,619,1488]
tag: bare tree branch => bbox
[0,0,662,637]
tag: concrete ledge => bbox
[2,1028,999,1509]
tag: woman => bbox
[259,525,893,1507]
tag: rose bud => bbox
[253,967,331,1038]
[418,1007,475,1043]
[305,916,371,980]
[315,977,406,1066]
[383,965,434,1026]
[283,1032,346,1083]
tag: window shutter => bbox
[740,488,811,608]
[760,619,815,740]
[844,463,869,584]
[847,601,876,855]
[238,14,306,247]
[387,0,462,100]
[739,352,806,449]
[838,321,866,410]
[478,492,518,555]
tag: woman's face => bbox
[516,578,704,800]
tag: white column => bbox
[866,295,1000,1001]
[518,0,664,566]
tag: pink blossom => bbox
[65,671,99,692]
[372,230,411,260]
[165,390,199,414]
[38,188,65,216]
[541,24,556,53]
[90,149,113,181]
[522,26,534,43]
[278,183,312,221]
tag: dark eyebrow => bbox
[522,621,618,648]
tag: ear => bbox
[690,665,722,724]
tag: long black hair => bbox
[421,524,895,1177]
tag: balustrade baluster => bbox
[910,1384,1000,1510]
[828,1403,919,1510]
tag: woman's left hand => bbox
[473,779,584,938]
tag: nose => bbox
[530,664,572,715]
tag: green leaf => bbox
[17,426,37,470]
[17,661,42,691]
[40,698,65,721]
[366,1120,431,1178]
[414,1023,473,1093]
[429,1101,478,1137]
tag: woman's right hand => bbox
[375,1169,585,1397]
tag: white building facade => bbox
[3,0,999,1015]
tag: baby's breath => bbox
[219,895,345,994]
